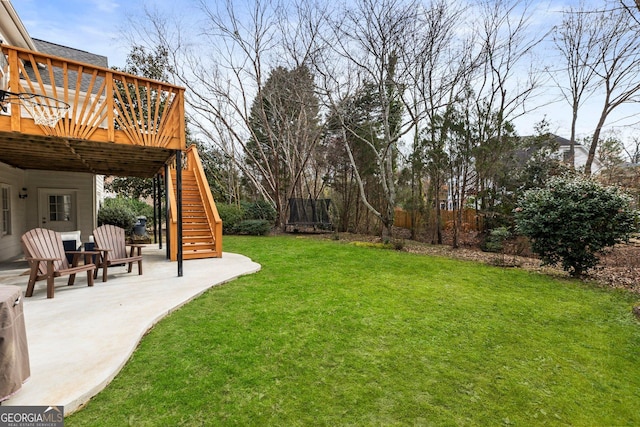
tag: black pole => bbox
[176,150,183,277]
[152,175,158,245]
[164,163,170,260]
[156,174,163,250]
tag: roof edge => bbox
[0,1,37,51]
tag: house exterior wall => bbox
[0,165,97,262]
[0,162,26,261]
[23,169,97,246]
[0,163,99,264]
[96,174,104,212]
[557,145,603,174]
[0,3,103,263]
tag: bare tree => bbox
[552,0,601,168]
[315,0,421,238]
[134,0,327,228]
[623,135,640,163]
[468,0,547,228]
[403,0,469,244]
[582,2,640,175]
[620,0,640,23]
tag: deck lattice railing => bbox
[0,44,185,149]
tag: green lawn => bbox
[67,235,640,426]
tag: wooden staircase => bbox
[167,146,223,260]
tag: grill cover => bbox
[0,285,30,401]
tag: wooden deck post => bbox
[8,49,20,132]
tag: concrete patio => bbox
[0,246,261,414]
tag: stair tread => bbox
[169,153,222,261]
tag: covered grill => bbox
[0,285,30,402]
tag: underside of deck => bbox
[0,44,186,177]
[0,127,175,177]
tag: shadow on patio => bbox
[0,246,260,414]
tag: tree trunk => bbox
[585,107,608,175]
[569,100,578,168]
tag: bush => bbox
[217,201,276,235]
[483,227,511,253]
[98,200,136,234]
[99,197,154,234]
[217,204,245,234]
[515,175,635,277]
[243,200,276,221]
[121,198,154,226]
[234,219,271,236]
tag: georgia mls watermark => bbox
[0,406,63,427]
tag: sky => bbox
[12,0,169,68]
[11,0,640,147]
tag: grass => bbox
[67,235,640,426]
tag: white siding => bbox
[558,146,603,174]
[24,170,96,246]
[0,162,26,261]
[96,174,105,213]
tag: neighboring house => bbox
[435,134,603,213]
[550,134,603,174]
[520,134,603,174]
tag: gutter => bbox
[0,1,37,51]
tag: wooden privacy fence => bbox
[394,208,483,232]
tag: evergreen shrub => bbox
[234,219,271,236]
[217,204,245,234]
[98,198,137,234]
[515,175,635,276]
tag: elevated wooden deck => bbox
[0,44,185,177]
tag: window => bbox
[1,185,10,235]
[49,195,72,221]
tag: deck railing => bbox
[0,44,185,150]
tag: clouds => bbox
[89,0,120,13]
[12,0,129,67]
[8,0,640,143]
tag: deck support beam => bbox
[155,174,163,250]
[165,164,170,260]
[176,150,183,277]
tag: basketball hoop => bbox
[0,90,70,127]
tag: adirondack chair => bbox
[92,225,144,282]
[21,228,98,299]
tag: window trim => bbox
[1,184,11,236]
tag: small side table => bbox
[84,243,111,282]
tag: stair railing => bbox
[185,145,223,257]
[167,145,222,260]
